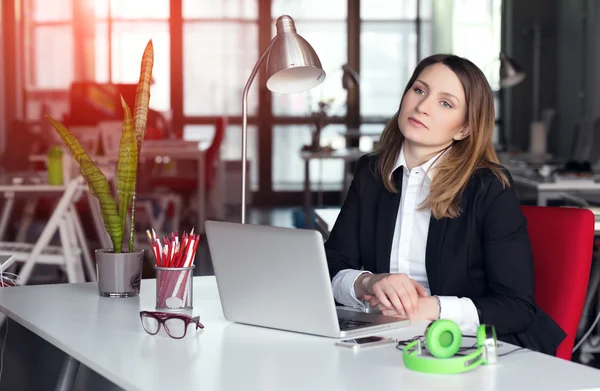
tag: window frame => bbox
[17,0,500,206]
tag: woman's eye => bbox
[413,88,425,95]
[441,101,452,108]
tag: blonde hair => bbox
[375,54,509,219]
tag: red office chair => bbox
[149,117,227,222]
[521,205,595,360]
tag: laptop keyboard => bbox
[338,318,373,330]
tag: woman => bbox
[325,54,565,355]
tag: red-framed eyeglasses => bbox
[139,311,204,339]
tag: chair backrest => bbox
[521,205,595,360]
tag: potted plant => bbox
[46,40,154,298]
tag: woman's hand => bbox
[366,295,440,321]
[354,273,429,318]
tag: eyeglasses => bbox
[139,311,204,339]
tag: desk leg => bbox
[0,197,14,241]
[198,153,206,233]
[15,198,38,242]
[537,193,550,206]
[304,160,312,229]
[55,355,80,391]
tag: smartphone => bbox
[335,336,396,350]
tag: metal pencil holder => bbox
[155,265,195,311]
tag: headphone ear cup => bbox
[425,319,462,359]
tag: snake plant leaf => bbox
[128,39,154,252]
[46,116,123,252]
[133,40,154,153]
[116,95,138,241]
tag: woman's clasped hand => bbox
[354,273,440,320]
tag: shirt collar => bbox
[394,144,448,180]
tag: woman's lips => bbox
[408,117,427,128]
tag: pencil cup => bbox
[155,266,195,311]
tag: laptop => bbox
[204,220,409,338]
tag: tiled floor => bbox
[0,207,297,391]
[1,206,600,390]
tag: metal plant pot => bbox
[95,249,144,298]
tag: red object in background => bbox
[146,127,166,140]
[521,205,595,360]
[0,278,15,287]
[150,116,227,191]
[204,117,227,189]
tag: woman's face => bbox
[398,63,469,150]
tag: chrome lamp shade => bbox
[266,16,326,94]
[239,15,325,224]
[499,52,526,88]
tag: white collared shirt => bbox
[331,145,480,334]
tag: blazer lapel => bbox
[374,168,402,274]
[425,215,447,294]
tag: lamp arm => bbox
[241,37,277,224]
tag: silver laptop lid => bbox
[205,220,341,337]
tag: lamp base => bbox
[529,120,547,156]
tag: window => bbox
[16,1,502,204]
[27,0,74,90]
[449,0,502,90]
[271,0,347,116]
[111,22,170,111]
[428,0,502,141]
[183,0,258,116]
[32,26,74,89]
[183,0,257,19]
[272,123,381,191]
[270,0,348,191]
[183,22,258,116]
[360,0,433,118]
[360,22,416,117]
[361,0,419,19]
[94,21,110,83]
[33,0,72,21]
[272,125,348,191]
[93,0,170,112]
[182,0,260,189]
[108,0,169,19]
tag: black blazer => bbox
[325,153,566,356]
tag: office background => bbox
[2,0,600,389]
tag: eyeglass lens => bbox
[141,314,160,334]
[164,318,186,338]
[141,313,189,338]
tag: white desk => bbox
[1,277,600,391]
[510,173,600,206]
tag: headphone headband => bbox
[402,320,498,374]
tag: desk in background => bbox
[300,148,364,228]
[511,173,600,206]
[30,140,216,233]
[1,276,600,390]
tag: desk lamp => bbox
[497,52,525,150]
[499,52,525,88]
[240,15,326,223]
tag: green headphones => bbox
[402,319,498,374]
